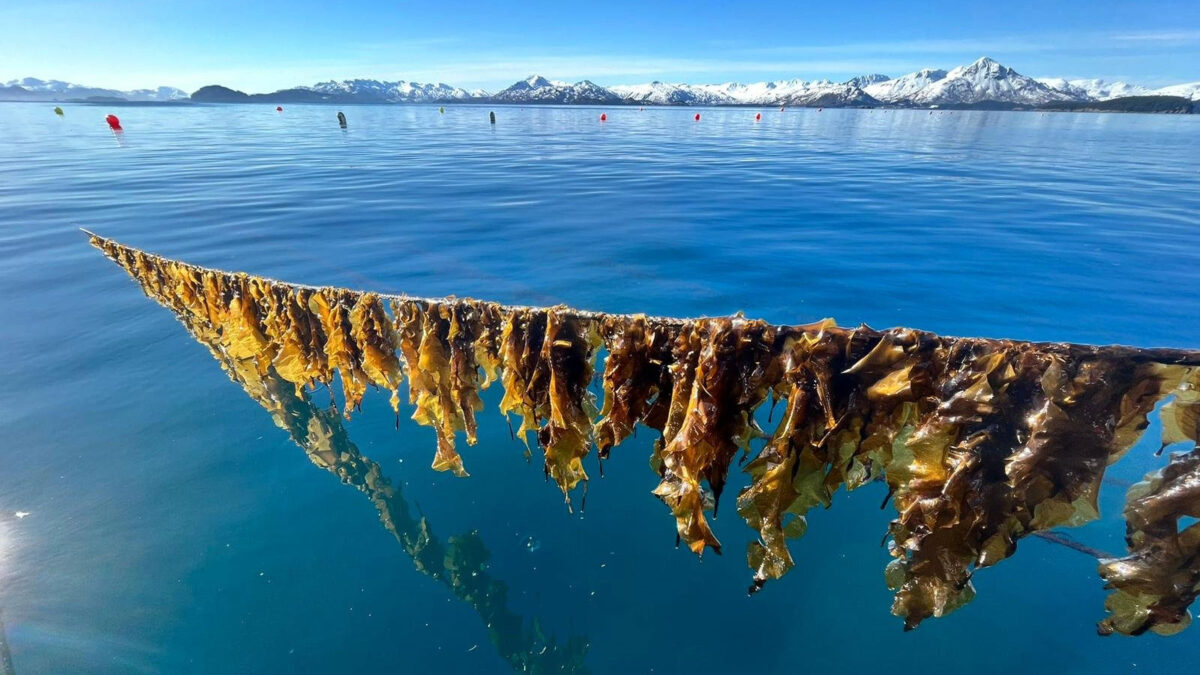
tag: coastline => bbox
[5,97,1195,114]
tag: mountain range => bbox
[5,58,1199,109]
[1,77,188,102]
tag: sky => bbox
[1,0,1198,93]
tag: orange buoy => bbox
[105,114,122,130]
[600,113,607,121]
[694,113,700,121]
[276,106,283,112]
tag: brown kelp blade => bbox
[87,231,1200,636]
[213,329,588,670]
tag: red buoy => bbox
[276,106,283,112]
[600,113,607,121]
[694,113,700,121]
[755,113,761,121]
[105,114,122,130]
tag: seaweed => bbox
[189,306,589,671]
[1098,370,1200,636]
[89,232,1200,636]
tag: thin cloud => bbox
[1112,30,1200,43]
[732,36,1050,57]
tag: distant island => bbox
[5,58,1199,113]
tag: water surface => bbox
[1,102,1198,673]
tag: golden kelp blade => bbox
[190,308,589,670]
[87,231,1200,636]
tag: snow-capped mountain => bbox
[497,60,1188,108]
[906,58,1072,105]
[864,69,948,103]
[613,78,879,107]
[610,81,726,105]
[703,79,850,105]
[784,83,879,107]
[306,79,478,102]
[709,79,878,106]
[5,58,1197,108]
[845,74,891,89]
[0,78,188,101]
[1038,78,1150,101]
[693,80,802,104]
[1150,82,1200,100]
[123,86,192,101]
[491,75,622,104]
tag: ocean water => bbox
[1,101,1199,674]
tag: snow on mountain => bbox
[491,75,622,104]
[610,81,730,105]
[784,83,880,107]
[4,60,1197,107]
[703,79,877,106]
[612,78,876,106]
[905,58,1072,106]
[306,79,477,102]
[698,79,819,104]
[124,86,191,101]
[5,77,123,99]
[1038,78,1150,101]
[863,69,947,103]
[1150,82,1200,100]
[845,74,891,88]
[1,78,187,101]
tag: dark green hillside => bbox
[1039,95,1195,114]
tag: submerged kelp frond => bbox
[192,309,590,672]
[89,232,1200,636]
[1098,370,1200,637]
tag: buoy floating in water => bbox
[105,114,122,130]
[489,111,496,124]
[600,113,607,121]
[439,106,444,114]
[694,113,701,121]
[276,106,283,112]
[337,111,347,128]
[54,106,64,116]
[755,113,761,121]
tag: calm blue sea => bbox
[1,102,1198,674]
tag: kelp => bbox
[256,369,590,673]
[89,232,1200,636]
[1098,369,1200,637]
[159,279,589,672]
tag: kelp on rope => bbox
[88,231,1200,637]
[202,309,589,670]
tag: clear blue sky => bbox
[2,0,1197,92]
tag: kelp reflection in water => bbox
[176,294,589,671]
[90,232,1200,638]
